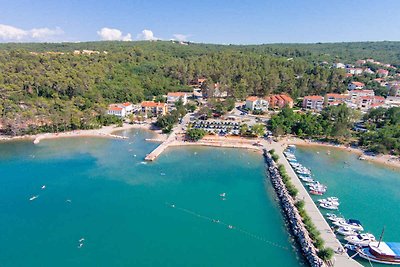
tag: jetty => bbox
[265,141,362,267]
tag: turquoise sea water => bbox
[0,130,304,267]
[295,146,400,267]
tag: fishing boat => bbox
[345,233,376,247]
[332,219,364,232]
[319,202,339,210]
[358,242,400,264]
[336,226,358,236]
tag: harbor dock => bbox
[266,141,362,267]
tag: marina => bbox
[293,146,400,266]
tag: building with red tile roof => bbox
[107,102,134,117]
[265,94,293,109]
[348,81,365,90]
[141,101,167,116]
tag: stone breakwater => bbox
[263,149,324,267]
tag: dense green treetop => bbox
[1,40,400,135]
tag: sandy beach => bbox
[0,123,165,144]
[281,136,400,170]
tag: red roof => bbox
[141,101,166,108]
[280,94,293,103]
[246,96,258,102]
[351,81,365,87]
[304,95,324,101]
[122,102,132,107]
[108,105,123,111]
[168,92,187,97]
[377,69,389,74]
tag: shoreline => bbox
[0,123,166,144]
[1,127,399,170]
[281,137,400,170]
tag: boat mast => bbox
[377,226,385,247]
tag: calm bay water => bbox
[295,146,400,267]
[0,130,303,267]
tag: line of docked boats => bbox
[285,145,400,265]
[285,147,331,203]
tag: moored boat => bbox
[332,219,364,232]
[336,226,358,236]
[310,189,324,195]
[345,233,376,247]
[319,202,339,210]
[358,242,400,265]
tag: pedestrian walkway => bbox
[265,141,362,267]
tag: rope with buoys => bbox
[166,202,289,251]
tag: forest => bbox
[0,40,399,135]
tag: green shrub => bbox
[272,154,279,162]
[317,247,334,262]
[314,236,325,250]
[295,200,305,210]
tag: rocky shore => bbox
[263,149,324,267]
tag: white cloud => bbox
[172,34,190,42]
[137,29,158,41]
[0,24,63,42]
[97,27,132,41]
[31,27,64,39]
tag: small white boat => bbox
[41,185,46,190]
[345,233,376,247]
[327,197,339,202]
[320,202,338,210]
[333,219,364,232]
[79,238,85,243]
[29,195,39,201]
[301,177,314,183]
[228,225,234,229]
[219,193,226,197]
[326,213,345,222]
[318,198,339,206]
[78,243,83,248]
[336,226,358,236]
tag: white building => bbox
[167,92,188,105]
[245,96,269,111]
[333,62,345,69]
[302,95,324,111]
[348,81,365,90]
[385,96,400,108]
[107,102,134,117]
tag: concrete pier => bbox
[265,141,362,267]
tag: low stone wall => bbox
[263,149,324,267]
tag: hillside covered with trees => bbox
[1,41,400,135]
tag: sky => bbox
[1,0,400,44]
